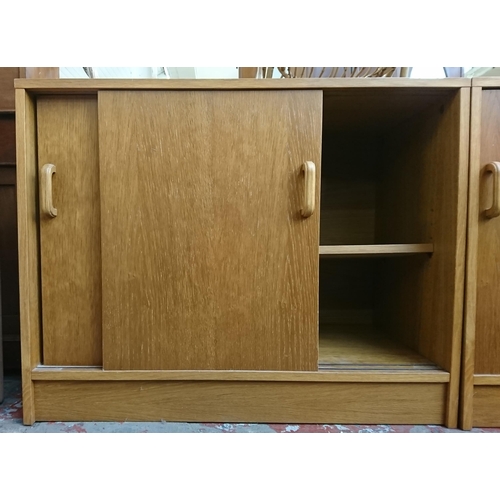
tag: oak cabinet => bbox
[461,80,500,429]
[16,78,470,426]
[37,90,322,371]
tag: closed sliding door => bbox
[99,90,322,371]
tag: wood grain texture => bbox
[319,244,433,256]
[319,324,439,369]
[33,380,447,424]
[31,366,450,383]
[301,161,316,217]
[473,386,500,427]
[473,375,500,385]
[446,88,470,428]
[37,96,102,365]
[483,162,500,218]
[473,90,500,374]
[0,114,16,162]
[238,67,258,78]
[460,87,482,430]
[320,133,378,245]
[323,88,459,134]
[0,68,19,111]
[40,164,57,217]
[15,78,472,91]
[375,90,468,370]
[15,89,39,424]
[99,90,322,371]
[472,77,500,88]
[376,89,469,427]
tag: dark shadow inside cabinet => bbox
[318,87,464,372]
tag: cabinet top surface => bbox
[14,78,472,92]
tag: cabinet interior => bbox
[319,87,463,371]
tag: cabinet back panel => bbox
[320,134,380,245]
[99,90,322,371]
[319,259,375,324]
[37,96,102,365]
[474,90,500,373]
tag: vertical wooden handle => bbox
[485,162,500,219]
[301,161,316,218]
[41,164,57,218]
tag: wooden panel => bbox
[16,89,40,424]
[376,90,468,370]
[37,96,102,365]
[474,375,500,385]
[32,366,450,383]
[320,133,379,245]
[33,380,447,424]
[0,166,20,339]
[323,88,457,134]
[376,89,469,428]
[460,87,482,430]
[0,68,19,111]
[473,386,500,427]
[99,90,322,371]
[319,244,433,256]
[473,90,500,374]
[0,114,16,162]
[238,67,258,78]
[472,77,500,88]
[319,258,375,325]
[0,115,20,348]
[442,88,470,429]
[15,78,472,91]
[319,324,438,369]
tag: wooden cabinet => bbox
[16,78,470,426]
[461,79,500,429]
[0,68,59,374]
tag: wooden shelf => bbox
[319,324,441,370]
[319,244,434,257]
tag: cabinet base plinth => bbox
[473,385,500,427]
[32,380,447,425]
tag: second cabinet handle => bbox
[301,161,316,218]
[41,164,58,218]
[485,162,500,219]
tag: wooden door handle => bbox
[41,164,57,218]
[301,161,316,218]
[485,162,500,219]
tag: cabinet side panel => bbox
[376,89,468,376]
[474,90,500,374]
[99,90,322,371]
[37,96,102,365]
[16,89,39,424]
[460,87,482,430]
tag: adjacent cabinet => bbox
[461,79,500,429]
[15,78,496,428]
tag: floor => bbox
[1,374,497,433]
